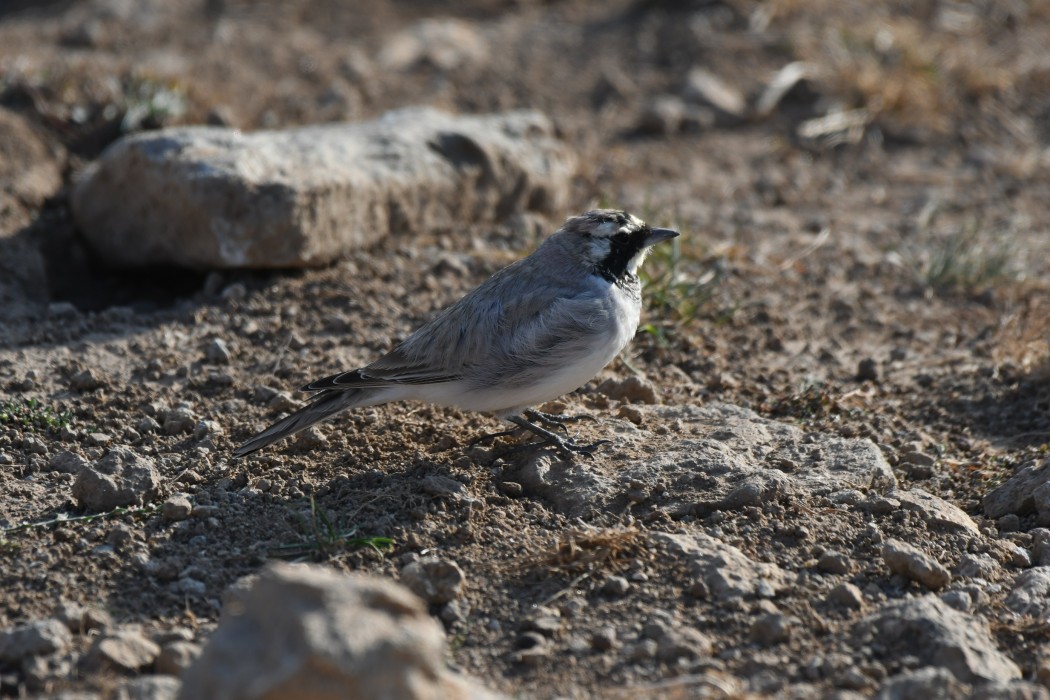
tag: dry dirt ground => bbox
[2,0,1050,698]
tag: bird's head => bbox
[554,209,679,283]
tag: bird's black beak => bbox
[645,227,680,247]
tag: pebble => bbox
[601,575,630,597]
[596,376,659,404]
[0,619,72,661]
[883,539,951,590]
[155,640,202,675]
[749,612,794,645]
[856,358,879,382]
[162,494,193,522]
[70,368,104,391]
[400,557,465,604]
[53,602,112,633]
[591,627,617,651]
[828,583,865,609]
[205,338,231,364]
[84,629,161,673]
[136,416,161,434]
[113,675,182,700]
[163,407,196,435]
[940,590,973,612]
[818,550,851,575]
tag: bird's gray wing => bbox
[304,255,596,392]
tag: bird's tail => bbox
[232,389,374,458]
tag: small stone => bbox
[501,481,523,497]
[49,450,86,474]
[900,450,936,467]
[193,420,222,441]
[0,619,72,661]
[205,338,231,364]
[626,639,658,662]
[70,368,104,391]
[155,640,201,675]
[72,446,161,512]
[857,358,879,382]
[162,494,193,522]
[53,602,111,633]
[267,392,298,413]
[637,95,686,135]
[940,590,972,612]
[956,553,999,579]
[85,432,112,447]
[828,582,865,609]
[83,629,161,673]
[597,376,659,404]
[400,557,465,604]
[136,416,161,434]
[113,675,182,700]
[999,514,1022,533]
[521,616,561,637]
[883,539,951,590]
[601,575,630,597]
[163,407,196,435]
[818,550,851,575]
[591,627,617,651]
[750,612,794,645]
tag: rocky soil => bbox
[2,1,1050,698]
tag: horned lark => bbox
[234,209,679,459]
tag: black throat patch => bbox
[593,225,652,285]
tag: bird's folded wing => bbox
[301,365,462,391]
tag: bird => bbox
[233,209,679,460]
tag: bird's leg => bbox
[508,415,610,460]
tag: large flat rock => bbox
[71,107,576,269]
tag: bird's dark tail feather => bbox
[233,390,364,458]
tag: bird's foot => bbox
[508,415,610,460]
[523,409,598,433]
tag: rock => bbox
[1005,568,1050,617]
[378,19,488,71]
[874,666,968,700]
[49,450,87,474]
[0,619,72,662]
[853,595,1021,684]
[971,681,1050,700]
[512,402,896,518]
[400,557,465,605]
[205,338,231,364]
[0,107,62,208]
[591,627,617,651]
[857,357,879,381]
[818,550,852,574]
[72,108,575,269]
[72,446,161,512]
[637,95,687,135]
[70,368,105,391]
[53,602,112,633]
[178,562,501,700]
[654,531,787,600]
[883,539,951,590]
[83,629,160,673]
[597,376,659,404]
[641,621,713,662]
[956,553,1000,580]
[155,640,202,675]
[894,488,981,537]
[601,575,630,597]
[161,494,193,522]
[749,612,795,645]
[829,582,865,609]
[163,407,196,435]
[682,68,747,120]
[754,62,814,117]
[114,675,181,700]
[982,458,1050,521]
